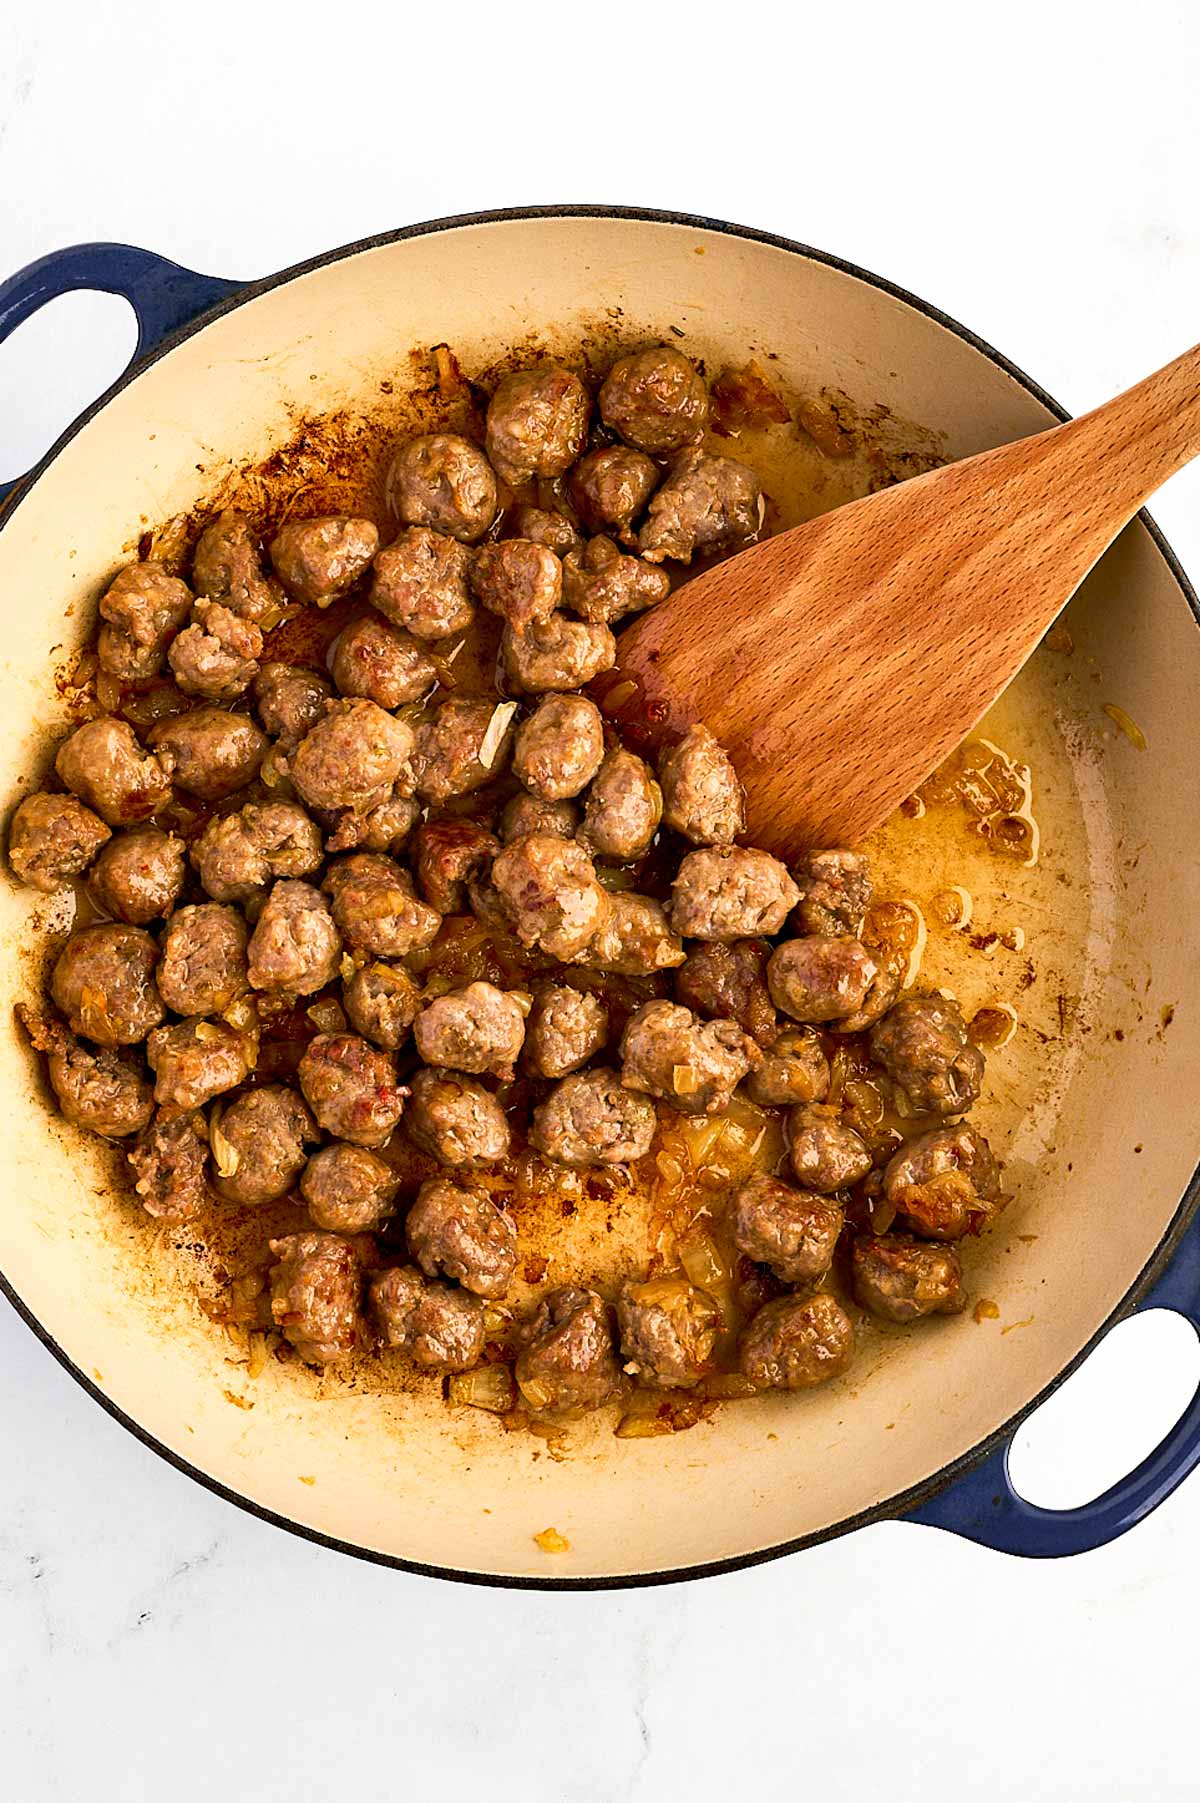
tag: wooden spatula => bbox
[611,342,1200,857]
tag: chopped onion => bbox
[78,986,115,1041]
[596,865,638,892]
[677,1227,730,1294]
[448,1365,515,1413]
[615,1410,674,1439]
[703,1373,759,1401]
[477,701,517,771]
[533,1526,571,1554]
[672,1064,700,1096]
[306,996,347,1034]
[516,1374,556,1412]
[209,1108,240,1178]
[221,997,258,1033]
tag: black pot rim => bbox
[3,202,1199,1591]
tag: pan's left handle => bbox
[0,241,245,507]
[903,1210,1200,1556]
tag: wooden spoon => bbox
[610,343,1200,857]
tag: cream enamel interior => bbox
[1,214,1198,1582]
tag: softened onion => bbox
[306,996,347,1034]
[677,1227,729,1294]
[209,1107,240,1178]
[447,1365,515,1413]
[477,701,517,770]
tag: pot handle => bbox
[0,241,243,506]
[905,1213,1200,1556]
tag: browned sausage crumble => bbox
[10,341,1007,1436]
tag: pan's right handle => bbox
[0,241,244,506]
[905,1212,1200,1556]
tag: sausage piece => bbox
[193,801,323,904]
[731,1174,842,1285]
[578,747,662,861]
[598,347,708,454]
[55,717,173,826]
[168,600,263,701]
[158,903,249,1016]
[491,831,609,960]
[638,449,761,565]
[17,1007,153,1138]
[414,982,528,1078]
[658,724,745,846]
[387,433,498,544]
[212,1084,317,1204]
[147,707,267,801]
[619,998,758,1116]
[500,793,579,843]
[515,1285,621,1412]
[369,527,475,640]
[51,923,164,1046]
[269,516,378,606]
[523,985,608,1079]
[791,848,873,938]
[128,1111,211,1221]
[670,846,800,941]
[369,1265,485,1371]
[851,1233,966,1322]
[578,893,684,977]
[8,792,111,893]
[287,699,416,815]
[674,938,776,1047]
[883,1124,1002,1239]
[767,936,879,1024]
[406,1177,518,1299]
[146,1018,250,1113]
[785,1103,872,1193]
[268,1230,364,1363]
[329,612,437,708]
[342,961,421,1049]
[297,1032,407,1148]
[253,663,334,747]
[513,695,604,800]
[560,535,670,625]
[507,505,584,558]
[97,562,193,681]
[406,1067,510,1168]
[470,539,562,632]
[412,820,500,914]
[738,1292,855,1390]
[302,1143,399,1234]
[324,853,441,957]
[529,1067,657,1167]
[87,825,185,924]
[324,793,421,857]
[414,698,515,803]
[247,879,342,995]
[501,614,616,693]
[569,445,659,538]
[485,363,590,483]
[617,1277,718,1389]
[869,994,985,1117]
[744,1025,830,1106]
[193,509,282,624]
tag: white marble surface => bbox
[3,4,1200,1796]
